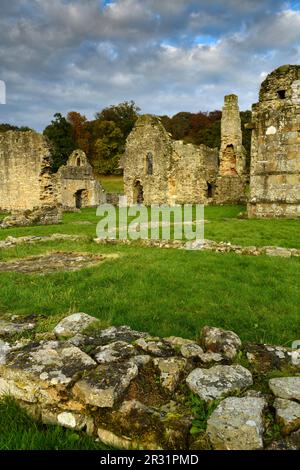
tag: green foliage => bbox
[188,394,219,435]
[91,120,124,175]
[43,113,76,172]
[95,100,140,138]
[161,109,252,155]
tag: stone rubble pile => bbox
[0,313,299,450]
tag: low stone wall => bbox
[0,206,62,229]
[95,238,300,258]
[0,313,299,450]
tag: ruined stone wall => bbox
[56,150,105,209]
[0,131,56,211]
[248,65,300,218]
[122,106,247,207]
[169,141,218,204]
[122,115,173,205]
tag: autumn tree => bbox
[43,113,76,171]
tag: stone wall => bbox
[0,131,56,211]
[248,65,300,218]
[122,102,248,206]
[55,150,106,210]
[0,314,299,450]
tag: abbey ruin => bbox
[248,65,300,218]
[0,132,105,225]
[122,64,300,218]
[121,94,247,206]
[0,65,299,221]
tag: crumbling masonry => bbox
[0,132,105,223]
[121,95,247,206]
[248,65,300,218]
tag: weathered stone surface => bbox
[135,337,175,357]
[153,357,187,392]
[180,342,223,363]
[68,326,149,356]
[1,206,61,228]
[164,336,194,347]
[186,365,253,401]
[248,65,300,219]
[54,313,98,338]
[269,377,300,401]
[0,318,35,338]
[0,233,87,250]
[0,340,96,404]
[180,343,204,358]
[0,340,11,364]
[0,252,116,274]
[201,326,242,359]
[274,398,300,434]
[73,361,139,408]
[94,341,136,364]
[207,397,266,450]
[245,343,300,372]
[42,408,94,434]
[267,429,300,450]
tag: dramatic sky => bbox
[0,0,300,131]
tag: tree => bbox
[67,112,91,155]
[43,113,76,171]
[90,121,124,175]
[0,123,32,132]
[95,101,140,139]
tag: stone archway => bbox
[133,181,144,204]
[74,189,88,209]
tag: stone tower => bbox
[214,95,247,204]
[248,65,300,218]
[219,94,247,176]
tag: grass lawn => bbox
[98,175,124,193]
[0,204,299,449]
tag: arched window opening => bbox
[146,152,153,175]
[76,157,81,167]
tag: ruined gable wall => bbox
[56,150,105,209]
[248,65,300,218]
[123,115,173,205]
[0,131,55,211]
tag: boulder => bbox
[274,398,300,434]
[73,361,139,408]
[269,377,300,401]
[207,397,266,450]
[153,357,187,392]
[54,313,98,338]
[201,326,242,359]
[186,364,253,401]
[0,340,96,404]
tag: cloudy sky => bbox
[0,0,300,131]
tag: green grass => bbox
[98,175,124,193]
[0,397,108,450]
[0,204,299,450]
[1,205,299,249]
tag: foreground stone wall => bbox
[0,131,55,211]
[0,313,299,450]
[248,65,300,218]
